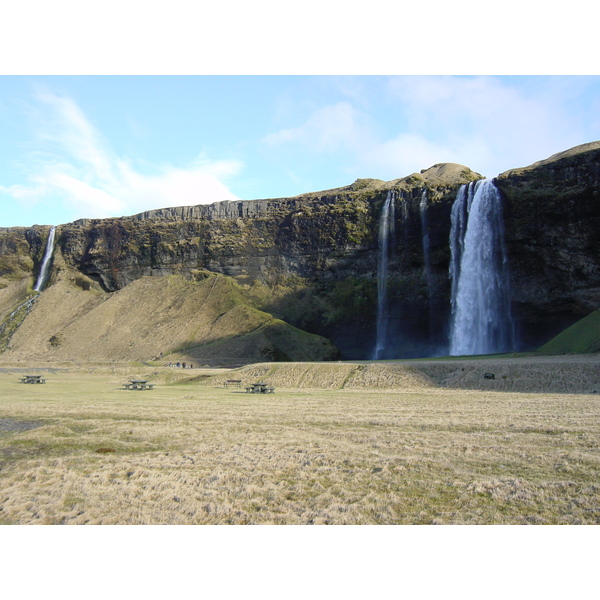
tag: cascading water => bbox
[0,296,37,344]
[372,190,396,360]
[34,226,56,292]
[449,180,515,356]
[1,226,57,349]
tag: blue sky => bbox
[2,75,600,227]
[2,2,599,228]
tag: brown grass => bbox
[0,273,335,364]
[1,359,599,525]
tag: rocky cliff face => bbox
[2,144,600,362]
[495,141,600,348]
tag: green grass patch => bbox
[538,308,600,354]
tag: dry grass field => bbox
[1,359,599,525]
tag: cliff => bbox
[1,144,600,362]
[56,164,476,290]
[496,141,600,348]
[53,163,479,359]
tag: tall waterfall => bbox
[449,180,515,356]
[34,226,57,292]
[372,190,396,360]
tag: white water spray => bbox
[449,180,515,356]
[372,191,396,360]
[34,226,56,292]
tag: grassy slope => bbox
[0,270,338,364]
[538,308,600,354]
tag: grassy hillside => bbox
[0,268,339,365]
[538,308,600,354]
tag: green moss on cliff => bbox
[0,229,36,289]
[348,178,386,191]
[0,255,34,287]
[279,192,379,253]
[324,278,376,324]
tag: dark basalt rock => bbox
[496,142,600,349]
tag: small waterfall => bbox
[419,189,435,340]
[0,296,37,350]
[372,190,396,360]
[449,180,515,356]
[34,226,56,292]
[1,226,56,350]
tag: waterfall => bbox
[449,180,515,356]
[449,183,471,322]
[34,226,56,292]
[1,226,56,349]
[372,190,396,360]
[0,294,39,350]
[419,189,434,339]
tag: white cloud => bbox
[263,102,373,152]
[262,94,492,179]
[7,90,242,221]
[366,133,463,174]
[262,77,599,183]
[44,172,124,217]
[111,158,242,214]
[384,75,592,177]
[33,91,117,185]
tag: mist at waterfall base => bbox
[369,180,516,360]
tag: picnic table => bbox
[245,382,275,394]
[123,379,154,391]
[19,375,46,384]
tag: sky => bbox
[1,1,599,231]
[2,75,600,228]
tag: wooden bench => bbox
[224,379,242,388]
